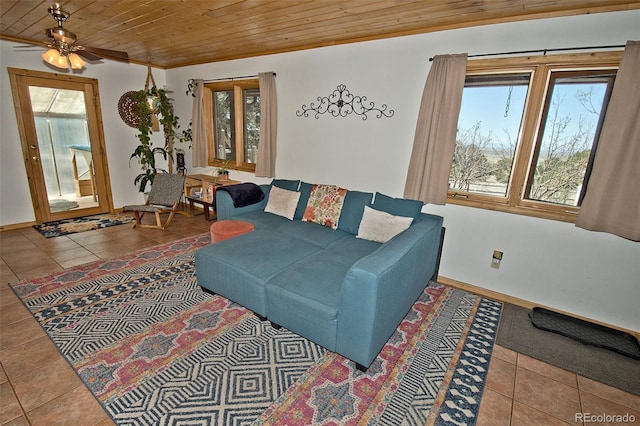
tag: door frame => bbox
[8,68,114,223]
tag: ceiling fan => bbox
[35,3,129,70]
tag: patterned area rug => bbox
[32,213,136,238]
[10,234,502,425]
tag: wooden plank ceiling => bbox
[1,1,638,69]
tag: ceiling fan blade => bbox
[75,49,103,62]
[13,40,49,50]
[12,42,48,50]
[81,46,129,63]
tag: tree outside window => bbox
[206,79,260,172]
[528,72,614,206]
[447,52,619,222]
[244,88,261,164]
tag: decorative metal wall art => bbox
[296,84,394,120]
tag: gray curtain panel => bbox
[404,54,467,205]
[576,41,640,241]
[191,79,208,167]
[255,72,277,178]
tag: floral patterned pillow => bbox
[302,184,347,229]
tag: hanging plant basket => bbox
[129,66,182,192]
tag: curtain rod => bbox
[428,44,626,61]
[203,72,276,83]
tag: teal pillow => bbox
[271,179,300,191]
[294,182,313,219]
[372,192,423,221]
[338,191,374,234]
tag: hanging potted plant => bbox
[129,67,181,192]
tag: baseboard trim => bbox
[0,221,37,232]
[438,275,640,340]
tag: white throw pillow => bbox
[357,206,413,243]
[264,186,301,220]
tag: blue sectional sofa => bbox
[194,179,444,371]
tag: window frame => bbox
[204,78,260,173]
[447,51,622,222]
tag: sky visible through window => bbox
[458,82,606,153]
[453,77,607,205]
[458,85,528,149]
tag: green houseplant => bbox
[129,86,180,192]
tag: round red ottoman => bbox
[210,220,255,243]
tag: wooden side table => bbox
[184,174,241,220]
[186,196,215,220]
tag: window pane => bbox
[528,73,613,206]
[244,88,260,164]
[450,74,529,197]
[214,90,235,161]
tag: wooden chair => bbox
[123,173,185,230]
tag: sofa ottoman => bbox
[195,229,322,317]
[210,219,255,243]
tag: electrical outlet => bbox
[491,250,503,269]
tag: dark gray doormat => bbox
[530,307,640,360]
[496,303,640,396]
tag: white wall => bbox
[2,11,639,331]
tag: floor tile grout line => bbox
[509,354,516,425]
[576,376,585,426]
[1,362,30,424]
[515,352,581,389]
[512,354,581,425]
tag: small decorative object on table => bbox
[176,149,186,175]
[215,158,231,181]
[217,170,229,181]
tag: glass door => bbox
[9,68,113,223]
[29,86,100,214]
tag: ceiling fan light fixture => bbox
[68,53,86,69]
[42,48,85,70]
[31,4,127,69]
[56,54,69,69]
[42,48,68,69]
[42,48,61,64]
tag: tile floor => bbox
[1,212,638,425]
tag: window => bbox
[448,52,621,222]
[205,79,260,172]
